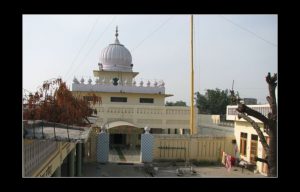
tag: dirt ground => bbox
[81,162,266,178]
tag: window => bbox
[140,98,154,103]
[240,132,247,156]
[168,129,171,134]
[150,128,163,134]
[111,97,127,102]
[251,134,258,141]
[174,129,177,134]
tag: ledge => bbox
[23,121,92,143]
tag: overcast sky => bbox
[23,14,277,105]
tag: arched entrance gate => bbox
[96,121,153,163]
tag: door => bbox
[250,134,258,163]
[114,134,123,144]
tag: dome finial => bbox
[114,26,120,44]
[115,26,119,38]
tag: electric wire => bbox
[63,16,101,81]
[66,16,116,83]
[219,15,277,47]
[131,16,173,53]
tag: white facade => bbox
[71,27,196,134]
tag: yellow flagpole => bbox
[190,15,194,135]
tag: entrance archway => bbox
[104,121,143,163]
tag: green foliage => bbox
[195,88,232,115]
[195,92,208,113]
[165,100,187,106]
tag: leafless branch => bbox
[255,156,268,165]
[237,103,269,125]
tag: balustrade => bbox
[24,140,58,176]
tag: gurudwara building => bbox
[71,28,197,152]
[23,28,241,177]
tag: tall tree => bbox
[195,89,232,114]
[230,73,277,177]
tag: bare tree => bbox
[23,78,101,126]
[230,73,277,177]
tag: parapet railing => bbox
[23,139,58,177]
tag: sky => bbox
[23,14,277,105]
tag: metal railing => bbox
[23,140,58,177]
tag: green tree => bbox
[195,88,232,114]
[165,100,187,106]
[195,92,209,113]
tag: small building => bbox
[226,104,271,175]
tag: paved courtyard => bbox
[82,163,149,177]
[82,147,266,177]
[82,162,266,178]
[109,148,141,163]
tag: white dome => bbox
[99,27,132,72]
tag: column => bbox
[52,165,61,177]
[132,134,137,149]
[97,132,109,163]
[76,143,82,176]
[68,148,75,177]
[141,127,154,163]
